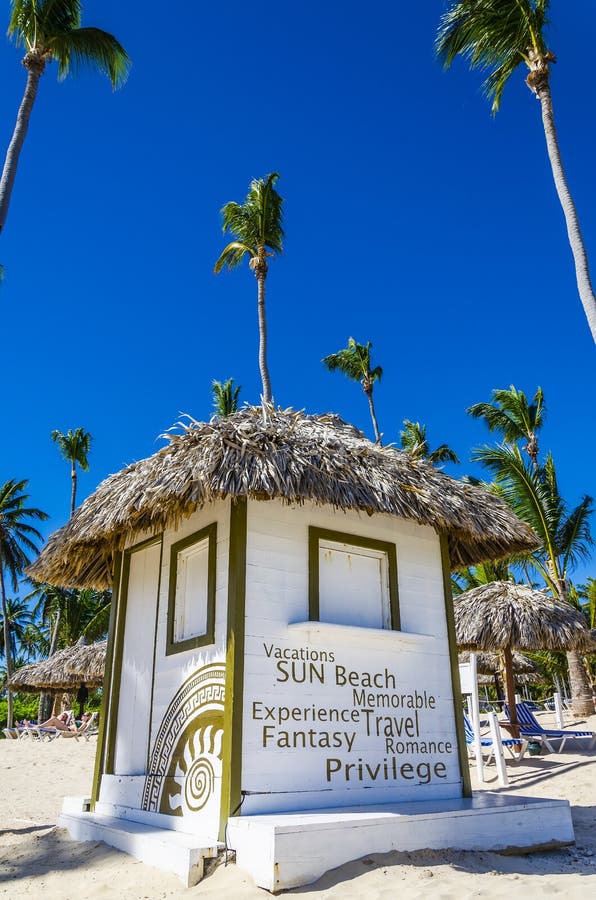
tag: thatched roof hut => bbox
[28,406,539,589]
[6,639,105,693]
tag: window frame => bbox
[166,522,217,656]
[308,526,400,630]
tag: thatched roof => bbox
[459,650,542,677]
[6,639,105,693]
[65,640,107,681]
[28,405,539,589]
[455,582,594,653]
[477,671,544,686]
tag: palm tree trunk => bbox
[566,649,595,717]
[0,66,42,233]
[0,566,14,728]
[554,576,594,716]
[70,461,77,517]
[256,270,272,403]
[48,608,61,656]
[537,83,596,342]
[365,388,381,443]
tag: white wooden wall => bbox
[114,540,162,775]
[150,501,229,733]
[106,502,229,835]
[241,499,461,814]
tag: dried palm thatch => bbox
[458,650,542,677]
[6,639,105,693]
[477,671,544,685]
[454,583,593,654]
[64,639,107,682]
[459,650,545,690]
[28,405,539,589]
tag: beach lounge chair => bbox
[24,725,61,741]
[3,727,19,740]
[58,711,98,741]
[24,710,77,742]
[504,702,596,753]
[464,713,527,762]
[82,712,99,741]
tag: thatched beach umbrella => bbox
[459,650,543,690]
[455,582,593,734]
[6,638,104,695]
[459,650,542,677]
[477,671,545,687]
[64,639,107,682]
[27,406,539,589]
[459,651,544,697]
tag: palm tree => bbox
[0,0,129,232]
[0,479,47,726]
[452,559,513,596]
[0,596,34,662]
[212,378,241,418]
[24,579,110,721]
[46,426,91,714]
[473,443,594,715]
[322,338,383,442]
[399,420,459,466]
[214,173,284,403]
[51,428,92,517]
[468,386,545,469]
[578,578,596,630]
[436,1,596,343]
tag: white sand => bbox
[1,714,595,898]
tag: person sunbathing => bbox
[37,711,81,732]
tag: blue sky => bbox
[1,1,595,591]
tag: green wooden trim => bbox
[165,523,217,656]
[146,537,165,772]
[440,533,472,798]
[90,551,122,810]
[219,498,247,841]
[104,535,162,775]
[308,527,320,621]
[308,526,400,630]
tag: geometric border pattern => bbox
[141,663,225,812]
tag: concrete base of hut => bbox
[58,793,573,891]
[227,794,574,892]
[58,797,221,887]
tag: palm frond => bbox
[217,173,284,260]
[212,378,242,418]
[0,479,48,592]
[49,27,129,88]
[322,347,364,382]
[559,495,594,575]
[213,241,253,273]
[468,385,545,443]
[471,443,555,556]
[400,421,428,458]
[51,428,92,469]
[429,444,460,465]
[436,0,551,111]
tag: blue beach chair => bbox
[504,702,595,753]
[463,713,527,762]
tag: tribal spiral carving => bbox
[171,724,223,813]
